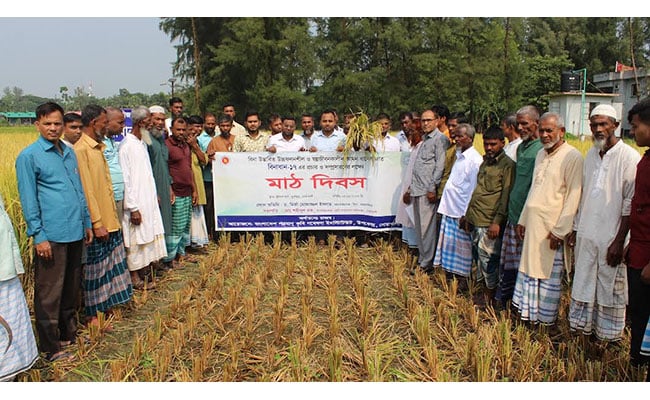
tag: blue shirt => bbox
[310,130,346,152]
[197,130,215,182]
[103,137,124,201]
[16,136,91,244]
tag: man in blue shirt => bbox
[309,109,346,152]
[15,102,93,362]
[197,112,218,240]
[103,107,126,222]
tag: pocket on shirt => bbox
[483,171,503,193]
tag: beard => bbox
[150,126,164,138]
[543,136,560,150]
[592,137,606,151]
[205,127,216,135]
[140,128,152,145]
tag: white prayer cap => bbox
[149,105,165,114]
[590,104,618,122]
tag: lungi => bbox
[190,205,209,248]
[0,277,38,381]
[512,246,564,325]
[126,234,167,272]
[164,196,192,262]
[433,215,472,277]
[471,226,503,289]
[495,221,521,302]
[569,236,627,340]
[83,230,133,317]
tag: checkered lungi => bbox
[433,215,472,277]
[0,277,38,381]
[495,221,521,302]
[568,264,627,341]
[164,195,192,262]
[83,230,133,317]
[512,245,564,325]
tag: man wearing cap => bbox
[568,104,641,341]
[146,105,175,271]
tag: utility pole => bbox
[572,68,587,141]
[168,78,177,98]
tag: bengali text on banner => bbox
[211,151,409,231]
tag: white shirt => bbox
[396,130,409,144]
[437,146,483,218]
[371,134,401,152]
[266,134,306,152]
[118,133,166,246]
[310,130,346,152]
[575,140,640,244]
[504,137,522,161]
[231,121,246,136]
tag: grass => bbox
[1,125,648,382]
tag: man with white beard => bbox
[513,112,583,326]
[119,106,168,289]
[567,104,640,341]
[146,106,175,271]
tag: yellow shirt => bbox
[518,142,583,279]
[191,152,206,205]
[74,133,121,232]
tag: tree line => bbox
[160,17,650,131]
[0,86,169,120]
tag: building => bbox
[592,67,650,136]
[0,112,36,125]
[548,92,620,138]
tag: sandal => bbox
[131,272,145,290]
[143,280,156,290]
[132,279,145,290]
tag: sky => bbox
[0,2,614,101]
[0,18,178,99]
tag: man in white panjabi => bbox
[568,104,640,341]
[433,123,482,283]
[513,112,583,325]
[118,106,167,289]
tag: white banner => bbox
[212,151,407,231]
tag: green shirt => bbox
[507,138,543,224]
[465,150,515,227]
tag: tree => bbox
[59,86,69,103]
[158,17,650,129]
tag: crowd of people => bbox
[2,95,650,382]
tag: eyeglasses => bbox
[421,118,436,122]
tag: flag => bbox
[615,61,635,72]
